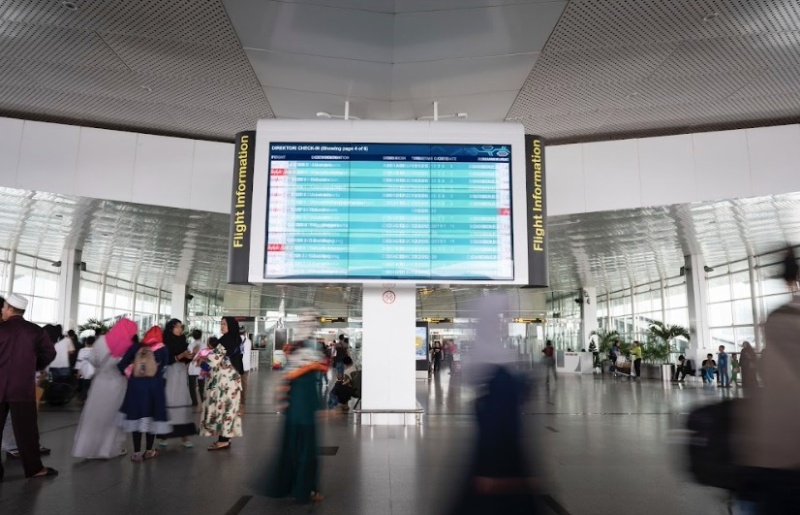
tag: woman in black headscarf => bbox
[199,316,243,450]
[157,318,196,448]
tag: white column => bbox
[580,287,597,347]
[56,248,82,330]
[685,254,710,351]
[360,285,417,424]
[172,283,187,322]
[747,255,762,351]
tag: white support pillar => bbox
[747,255,762,351]
[580,287,597,348]
[172,283,187,322]
[56,248,82,330]
[685,254,710,351]
[360,285,417,425]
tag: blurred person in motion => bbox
[73,318,138,459]
[239,325,252,413]
[157,318,196,448]
[541,340,556,385]
[201,317,243,451]
[446,293,538,515]
[264,309,326,504]
[740,341,758,389]
[731,353,740,387]
[738,248,800,513]
[117,326,170,462]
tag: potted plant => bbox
[647,321,690,380]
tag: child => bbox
[76,336,96,404]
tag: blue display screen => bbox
[265,142,513,280]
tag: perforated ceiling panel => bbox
[0,0,272,140]
[509,0,800,143]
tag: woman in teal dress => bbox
[265,340,326,504]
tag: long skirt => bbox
[160,363,197,438]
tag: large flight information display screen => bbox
[264,142,513,281]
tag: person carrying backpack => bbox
[117,326,170,462]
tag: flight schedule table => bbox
[265,143,513,280]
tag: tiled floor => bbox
[0,369,737,514]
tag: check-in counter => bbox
[556,351,594,374]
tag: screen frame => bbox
[249,119,528,285]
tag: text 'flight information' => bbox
[265,143,513,281]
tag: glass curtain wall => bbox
[561,245,799,353]
[11,253,58,326]
[78,271,172,332]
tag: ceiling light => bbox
[702,12,719,22]
[140,85,153,92]
[625,92,640,99]
[61,1,78,10]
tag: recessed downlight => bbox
[61,1,78,10]
[702,12,719,22]
[140,85,153,92]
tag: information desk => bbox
[555,351,594,374]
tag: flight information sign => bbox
[264,142,513,281]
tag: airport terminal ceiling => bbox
[0,1,799,143]
[1,185,799,316]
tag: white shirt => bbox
[241,336,252,372]
[76,347,95,380]
[49,337,75,369]
[187,338,203,376]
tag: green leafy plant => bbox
[591,329,620,355]
[647,321,690,363]
[78,318,111,335]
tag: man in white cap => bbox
[0,293,58,480]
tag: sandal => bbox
[310,492,324,503]
[207,442,231,451]
[131,452,143,462]
[29,467,58,478]
[181,440,194,449]
[39,446,51,455]
[6,449,19,459]
[144,449,159,460]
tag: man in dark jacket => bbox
[0,293,58,480]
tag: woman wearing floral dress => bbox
[200,317,243,451]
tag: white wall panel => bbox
[583,139,641,212]
[132,135,195,209]
[17,121,80,195]
[546,144,585,216]
[746,125,800,197]
[638,134,695,207]
[75,128,137,203]
[693,130,752,202]
[191,141,233,213]
[0,117,23,187]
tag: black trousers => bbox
[0,401,44,477]
[188,375,199,406]
[197,378,205,402]
[634,358,642,377]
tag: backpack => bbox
[133,346,158,378]
[684,399,747,490]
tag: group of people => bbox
[0,302,254,482]
[672,341,759,387]
[74,315,248,460]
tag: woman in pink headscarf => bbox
[72,318,138,459]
